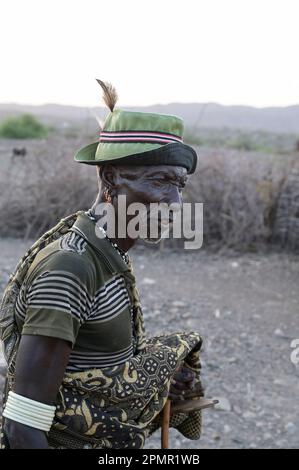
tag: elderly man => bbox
[0,81,205,449]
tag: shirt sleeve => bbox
[21,253,93,347]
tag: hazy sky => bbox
[1,0,298,108]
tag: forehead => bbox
[119,165,187,178]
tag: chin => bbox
[143,237,163,245]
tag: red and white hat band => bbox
[99,130,183,145]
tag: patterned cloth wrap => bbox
[0,211,203,449]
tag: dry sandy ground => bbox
[0,238,298,449]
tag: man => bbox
[1,81,204,449]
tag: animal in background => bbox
[11,147,27,160]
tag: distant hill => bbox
[0,102,299,134]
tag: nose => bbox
[165,185,182,207]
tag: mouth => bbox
[145,210,174,224]
[142,218,172,242]
[137,208,177,242]
[147,216,173,224]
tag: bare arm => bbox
[4,335,71,449]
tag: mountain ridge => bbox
[0,102,298,134]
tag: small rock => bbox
[214,397,232,412]
[223,425,231,434]
[142,277,156,285]
[276,440,287,447]
[274,328,284,337]
[246,383,254,398]
[214,309,221,318]
[174,438,181,447]
[256,421,264,428]
[231,262,239,268]
[181,312,191,319]
[232,438,243,445]
[169,308,179,314]
[227,357,237,363]
[172,301,186,308]
[213,433,221,440]
[243,411,256,419]
[284,422,297,435]
[274,379,285,386]
[233,405,242,415]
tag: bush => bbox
[0,114,48,139]
[183,148,297,251]
[0,135,299,252]
[0,135,96,239]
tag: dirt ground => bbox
[0,238,298,449]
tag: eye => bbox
[149,178,167,186]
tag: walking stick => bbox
[161,399,171,449]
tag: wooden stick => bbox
[161,399,171,449]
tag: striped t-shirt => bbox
[15,211,136,372]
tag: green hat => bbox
[74,81,197,174]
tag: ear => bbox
[99,164,119,192]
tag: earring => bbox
[104,188,112,203]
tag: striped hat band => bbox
[99,130,183,145]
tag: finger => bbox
[171,379,186,391]
[181,367,196,379]
[183,376,195,384]
[174,369,194,382]
[173,375,194,388]
[170,384,185,396]
[187,380,196,390]
[168,392,184,402]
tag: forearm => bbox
[4,419,49,449]
[13,335,72,403]
[4,335,72,449]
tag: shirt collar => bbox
[69,211,130,274]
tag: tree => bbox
[0,114,48,139]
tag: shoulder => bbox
[58,230,88,256]
[25,238,98,294]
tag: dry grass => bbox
[0,136,298,251]
[184,147,298,250]
[0,136,96,238]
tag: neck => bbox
[89,194,137,252]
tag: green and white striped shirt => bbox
[15,211,136,372]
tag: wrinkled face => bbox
[114,164,187,205]
[99,164,188,243]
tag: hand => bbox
[168,365,196,402]
[4,419,49,449]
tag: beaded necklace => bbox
[85,209,130,265]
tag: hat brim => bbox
[74,142,99,164]
[74,141,197,174]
